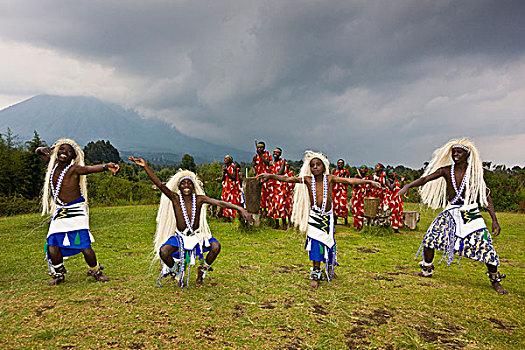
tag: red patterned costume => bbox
[351,174,370,228]
[386,179,404,230]
[368,172,386,203]
[285,166,295,218]
[253,151,272,210]
[332,168,350,218]
[267,159,287,219]
[221,164,241,218]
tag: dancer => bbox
[267,147,288,230]
[397,139,507,294]
[258,151,380,288]
[351,165,369,231]
[331,159,351,226]
[284,163,295,225]
[221,155,242,220]
[385,168,405,233]
[252,140,272,214]
[129,156,252,289]
[36,139,119,285]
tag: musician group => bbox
[221,140,405,232]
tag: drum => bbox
[244,177,261,214]
[403,211,420,230]
[364,197,381,218]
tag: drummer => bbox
[351,165,370,231]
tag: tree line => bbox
[1,130,523,216]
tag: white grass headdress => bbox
[420,138,488,209]
[292,150,330,233]
[41,138,86,215]
[153,169,211,261]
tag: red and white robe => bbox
[285,167,295,218]
[267,159,287,219]
[221,164,241,218]
[387,179,404,230]
[332,168,350,218]
[351,175,370,228]
[253,151,272,210]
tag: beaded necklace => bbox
[311,174,328,213]
[450,163,467,204]
[50,164,73,204]
[178,193,197,233]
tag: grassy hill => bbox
[0,204,523,349]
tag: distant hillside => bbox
[0,95,251,163]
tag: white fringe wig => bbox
[41,138,87,215]
[420,138,488,209]
[292,150,330,233]
[153,170,212,261]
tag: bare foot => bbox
[492,282,509,295]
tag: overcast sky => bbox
[1,0,524,167]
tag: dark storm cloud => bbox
[1,0,524,166]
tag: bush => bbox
[0,195,40,216]
[87,172,160,207]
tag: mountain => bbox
[0,95,251,163]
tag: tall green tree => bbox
[83,140,121,164]
[181,154,196,172]
[0,128,25,197]
[23,131,48,198]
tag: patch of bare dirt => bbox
[311,303,328,315]
[35,304,55,316]
[488,317,515,330]
[356,247,378,253]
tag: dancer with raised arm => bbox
[397,139,507,294]
[36,139,119,285]
[129,156,252,289]
[258,151,380,288]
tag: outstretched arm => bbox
[202,196,253,224]
[397,168,445,197]
[331,175,381,188]
[257,173,302,183]
[75,163,119,176]
[129,156,174,199]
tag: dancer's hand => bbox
[240,209,254,225]
[256,173,270,183]
[370,181,381,188]
[36,146,55,156]
[105,162,120,175]
[492,221,501,237]
[129,156,146,167]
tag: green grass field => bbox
[1,204,523,349]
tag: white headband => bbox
[452,144,470,152]
[177,176,194,186]
[61,141,77,155]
